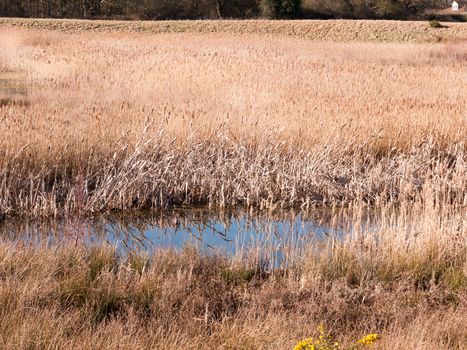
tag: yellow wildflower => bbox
[357,334,379,346]
[293,337,315,350]
[294,326,378,350]
[318,324,325,340]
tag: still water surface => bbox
[0,208,356,263]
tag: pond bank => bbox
[0,236,464,349]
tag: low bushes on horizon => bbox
[0,0,457,20]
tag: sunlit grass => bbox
[0,22,465,349]
[1,17,466,43]
[0,27,465,217]
[0,203,465,349]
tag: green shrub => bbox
[429,20,444,28]
[373,0,405,19]
[91,289,126,323]
[87,248,117,281]
[58,275,90,308]
[260,0,301,19]
[221,267,256,285]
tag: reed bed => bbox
[0,27,466,217]
[0,203,465,349]
[0,23,466,349]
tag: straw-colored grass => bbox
[0,203,465,349]
[0,21,466,349]
[0,26,465,217]
[1,18,467,42]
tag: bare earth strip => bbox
[1,17,467,42]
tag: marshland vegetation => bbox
[0,25,466,217]
[0,20,466,349]
[0,202,465,349]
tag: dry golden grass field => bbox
[0,22,466,216]
[0,19,466,349]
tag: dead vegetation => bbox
[0,28,466,218]
[0,23,466,349]
[0,201,465,349]
[1,18,467,42]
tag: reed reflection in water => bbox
[0,208,358,266]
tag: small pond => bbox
[0,71,28,106]
[0,208,362,265]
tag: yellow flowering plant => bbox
[356,334,379,346]
[294,325,379,350]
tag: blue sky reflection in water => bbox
[0,208,349,265]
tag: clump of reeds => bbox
[0,133,465,218]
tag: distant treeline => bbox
[0,0,454,20]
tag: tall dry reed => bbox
[0,28,465,217]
